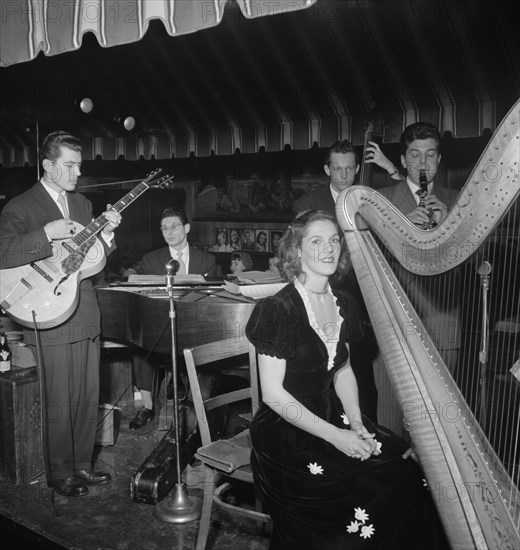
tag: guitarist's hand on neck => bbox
[102,203,122,236]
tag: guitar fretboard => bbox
[70,171,163,247]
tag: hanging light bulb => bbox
[123,116,136,131]
[114,116,136,131]
[79,98,94,113]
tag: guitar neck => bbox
[74,181,152,244]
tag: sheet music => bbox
[235,271,283,284]
[127,274,205,284]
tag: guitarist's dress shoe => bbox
[75,469,112,486]
[52,476,89,497]
[129,407,155,430]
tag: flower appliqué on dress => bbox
[354,507,369,523]
[360,524,375,539]
[307,462,324,475]
[346,521,360,533]
[346,507,375,540]
[340,413,349,426]
[374,440,382,454]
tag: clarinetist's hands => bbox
[425,195,448,224]
[407,195,448,227]
[406,207,433,227]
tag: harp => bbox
[336,99,520,549]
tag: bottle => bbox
[0,332,11,372]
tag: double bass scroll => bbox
[359,114,387,188]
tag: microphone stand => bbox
[31,313,53,498]
[156,260,201,523]
[477,261,492,431]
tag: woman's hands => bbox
[329,421,381,461]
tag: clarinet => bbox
[418,170,436,229]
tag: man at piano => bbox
[0,131,123,497]
[130,207,217,429]
[373,122,461,373]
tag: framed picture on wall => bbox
[209,228,233,252]
[229,228,241,251]
[241,228,256,251]
[255,230,269,252]
[270,230,283,254]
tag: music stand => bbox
[156,260,201,523]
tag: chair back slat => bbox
[183,338,259,448]
[205,388,252,412]
[189,338,250,366]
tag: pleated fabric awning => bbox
[1,0,519,164]
[0,0,316,67]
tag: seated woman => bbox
[246,210,447,549]
[229,251,253,274]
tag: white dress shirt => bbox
[169,244,190,274]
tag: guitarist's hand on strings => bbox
[44,218,77,241]
[102,204,122,236]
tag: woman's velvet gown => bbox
[246,282,448,550]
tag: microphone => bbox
[476,260,492,289]
[476,260,492,278]
[165,258,180,288]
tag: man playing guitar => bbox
[0,131,122,497]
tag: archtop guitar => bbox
[0,170,172,328]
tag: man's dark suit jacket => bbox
[0,181,114,345]
[377,180,461,353]
[293,184,335,215]
[377,180,458,214]
[140,246,217,277]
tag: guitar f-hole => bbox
[54,274,70,296]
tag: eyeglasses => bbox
[329,164,355,176]
[160,223,184,232]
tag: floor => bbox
[0,396,271,550]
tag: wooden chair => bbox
[183,338,270,550]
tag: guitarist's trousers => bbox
[29,337,101,481]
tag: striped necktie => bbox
[176,253,186,275]
[57,193,70,218]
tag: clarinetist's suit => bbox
[378,180,461,372]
